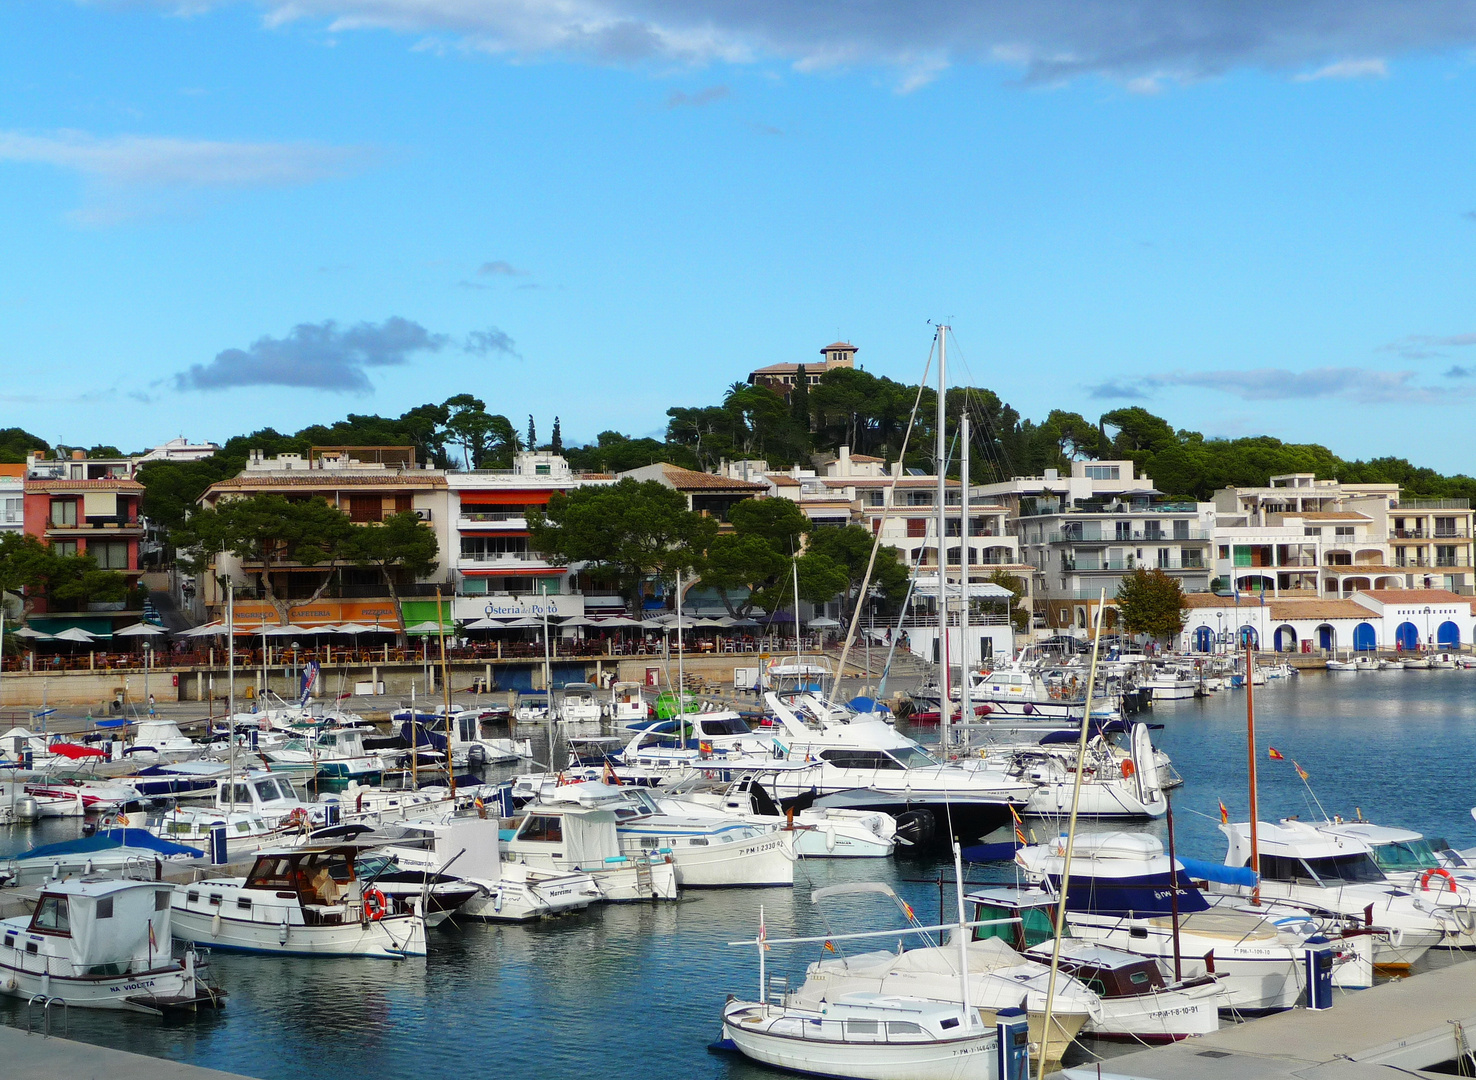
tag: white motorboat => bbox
[606,681,651,723]
[1325,657,1357,672]
[1139,668,1197,701]
[264,727,387,780]
[513,692,551,724]
[504,792,679,901]
[1400,656,1433,670]
[376,816,602,922]
[1216,820,1453,969]
[979,723,1166,820]
[1429,651,1459,669]
[24,775,137,812]
[557,682,603,725]
[0,828,203,889]
[0,781,85,818]
[171,844,426,958]
[124,719,203,763]
[0,879,224,1014]
[680,774,900,858]
[547,782,797,888]
[395,706,531,766]
[955,660,1121,722]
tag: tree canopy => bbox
[344,511,440,607]
[0,533,128,616]
[1114,568,1187,643]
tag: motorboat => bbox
[503,791,678,902]
[119,761,228,798]
[1400,656,1432,670]
[171,844,426,958]
[678,773,903,858]
[1005,833,1375,1010]
[148,807,286,857]
[1324,657,1357,672]
[373,816,602,922]
[513,692,551,724]
[24,775,138,812]
[352,852,484,927]
[264,727,386,781]
[0,879,225,1015]
[0,829,203,889]
[1429,651,1459,669]
[978,723,1166,820]
[606,681,651,723]
[956,660,1121,722]
[213,771,322,827]
[398,708,532,767]
[545,782,797,888]
[1139,667,1197,701]
[558,682,603,725]
[1216,820,1454,968]
[0,781,85,818]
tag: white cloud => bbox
[1293,58,1388,81]
[1090,366,1469,405]
[95,1,1476,87]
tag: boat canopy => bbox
[32,879,176,970]
[17,829,203,860]
[1178,856,1258,888]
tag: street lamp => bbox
[1423,605,1432,651]
[142,638,153,715]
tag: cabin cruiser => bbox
[952,657,1122,722]
[0,829,203,889]
[1216,820,1456,968]
[542,781,796,888]
[398,708,531,767]
[148,807,285,857]
[676,772,904,858]
[119,761,228,798]
[24,775,138,812]
[372,817,602,922]
[503,792,678,901]
[0,879,224,1014]
[1010,834,1374,1010]
[1138,666,1197,701]
[171,844,426,957]
[606,681,651,723]
[123,719,204,762]
[264,727,387,781]
[558,683,603,725]
[978,723,1166,820]
[513,692,551,724]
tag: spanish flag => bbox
[901,900,916,921]
[1293,761,1310,781]
[1268,747,1284,761]
[1219,800,1229,825]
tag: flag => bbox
[299,659,321,705]
[901,900,916,921]
[823,940,836,953]
[1009,804,1027,846]
[1219,800,1229,825]
[148,920,157,952]
[1268,747,1284,761]
[699,740,713,754]
[1294,760,1310,781]
[759,921,770,952]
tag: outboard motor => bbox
[893,808,936,847]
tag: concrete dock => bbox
[1066,958,1476,1080]
[0,1022,256,1079]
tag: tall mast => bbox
[437,586,455,796]
[226,576,235,813]
[1246,641,1260,904]
[935,325,951,751]
[541,581,553,767]
[676,568,686,751]
[959,409,971,748]
[792,559,802,688]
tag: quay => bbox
[1067,958,1476,1080]
[0,1022,256,1080]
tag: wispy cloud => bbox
[174,317,448,393]
[1293,57,1388,81]
[1088,367,1466,405]
[1447,365,1475,379]
[477,259,525,276]
[1379,331,1476,359]
[665,85,729,108]
[105,1,1476,89]
[464,327,521,358]
[0,129,375,223]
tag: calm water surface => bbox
[3,668,1475,1078]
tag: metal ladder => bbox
[26,994,68,1038]
[766,976,789,1006]
[633,854,654,899]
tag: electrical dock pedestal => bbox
[1064,957,1476,1080]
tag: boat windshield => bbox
[1370,839,1442,872]
[887,746,938,769]
[1301,853,1387,885]
[702,717,753,736]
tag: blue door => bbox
[1353,623,1376,651]
[1274,626,1296,652]
[1438,621,1460,648]
[1239,626,1258,648]
[1318,625,1334,650]
[1396,622,1420,651]
[1193,627,1213,653]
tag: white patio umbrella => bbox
[115,622,168,637]
[463,617,507,631]
[693,617,728,628]
[52,627,99,643]
[178,622,226,638]
[404,620,453,634]
[13,626,53,640]
[331,623,376,635]
[501,617,543,628]
[807,616,842,628]
[262,623,313,637]
[558,616,600,628]
[595,616,643,627]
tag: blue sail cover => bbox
[1052,867,1212,916]
[1179,856,1259,888]
[17,829,203,861]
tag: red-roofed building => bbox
[748,341,858,401]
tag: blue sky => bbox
[5,2,1476,470]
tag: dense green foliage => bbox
[1114,568,1188,643]
[0,533,127,614]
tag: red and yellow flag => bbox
[901,900,916,921]
[823,940,836,953]
[1219,800,1229,825]
[1268,747,1285,761]
[1293,760,1310,781]
[1010,804,1027,846]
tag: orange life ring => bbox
[1120,759,1136,779]
[1421,867,1457,893]
[363,887,388,920]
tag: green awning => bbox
[399,600,455,634]
[28,616,115,639]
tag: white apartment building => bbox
[979,460,1212,632]
[0,471,22,535]
[1211,474,1475,597]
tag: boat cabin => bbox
[1224,820,1388,887]
[506,803,624,870]
[1022,940,1169,999]
[1319,821,1446,874]
[214,772,312,817]
[242,846,359,918]
[5,879,176,977]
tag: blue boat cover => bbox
[17,829,203,861]
[1179,856,1259,888]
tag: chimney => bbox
[71,449,86,460]
[839,446,851,472]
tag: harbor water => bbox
[3,668,1475,1079]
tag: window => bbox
[866,491,885,507]
[1335,526,1355,538]
[96,897,114,919]
[91,540,129,569]
[31,896,70,934]
[51,540,77,558]
[535,464,551,476]
[50,499,77,526]
[906,518,927,538]
[518,815,564,843]
[1219,545,1230,559]
[1083,465,1120,480]
[903,491,932,506]
[1303,527,1322,537]
[2,498,19,524]
[1115,521,1132,540]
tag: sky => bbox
[5,3,1476,471]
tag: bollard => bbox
[995,1006,1030,1080]
[1303,935,1334,1010]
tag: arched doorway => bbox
[1395,622,1420,650]
[1316,623,1334,651]
[1193,626,1213,653]
[1438,621,1460,648]
[1353,623,1376,651]
[1274,625,1297,652]
[1239,625,1259,649]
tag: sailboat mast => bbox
[227,576,235,814]
[935,325,951,750]
[1246,641,1260,904]
[959,409,971,747]
[676,568,686,751]
[437,587,455,795]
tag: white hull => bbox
[172,906,424,957]
[460,867,602,921]
[723,1003,998,1080]
[1023,782,1164,820]
[0,957,202,1013]
[627,829,795,887]
[793,818,896,858]
[1084,984,1223,1040]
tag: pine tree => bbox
[790,364,810,430]
[551,416,563,455]
[527,415,536,451]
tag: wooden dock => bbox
[1065,958,1476,1080]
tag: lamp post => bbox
[143,638,152,714]
[1423,605,1432,651]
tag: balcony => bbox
[45,517,144,536]
[1065,558,1205,572]
[1396,499,1471,510]
[458,512,528,529]
[457,552,557,570]
[1047,528,1208,544]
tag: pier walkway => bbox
[0,1022,256,1079]
[1067,957,1476,1080]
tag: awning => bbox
[459,567,564,576]
[28,616,114,639]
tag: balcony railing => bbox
[458,552,554,567]
[1396,498,1471,510]
[1065,558,1205,572]
[1048,529,1209,544]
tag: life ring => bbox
[1421,867,1457,893]
[1120,759,1136,779]
[363,887,388,920]
[286,807,310,830]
